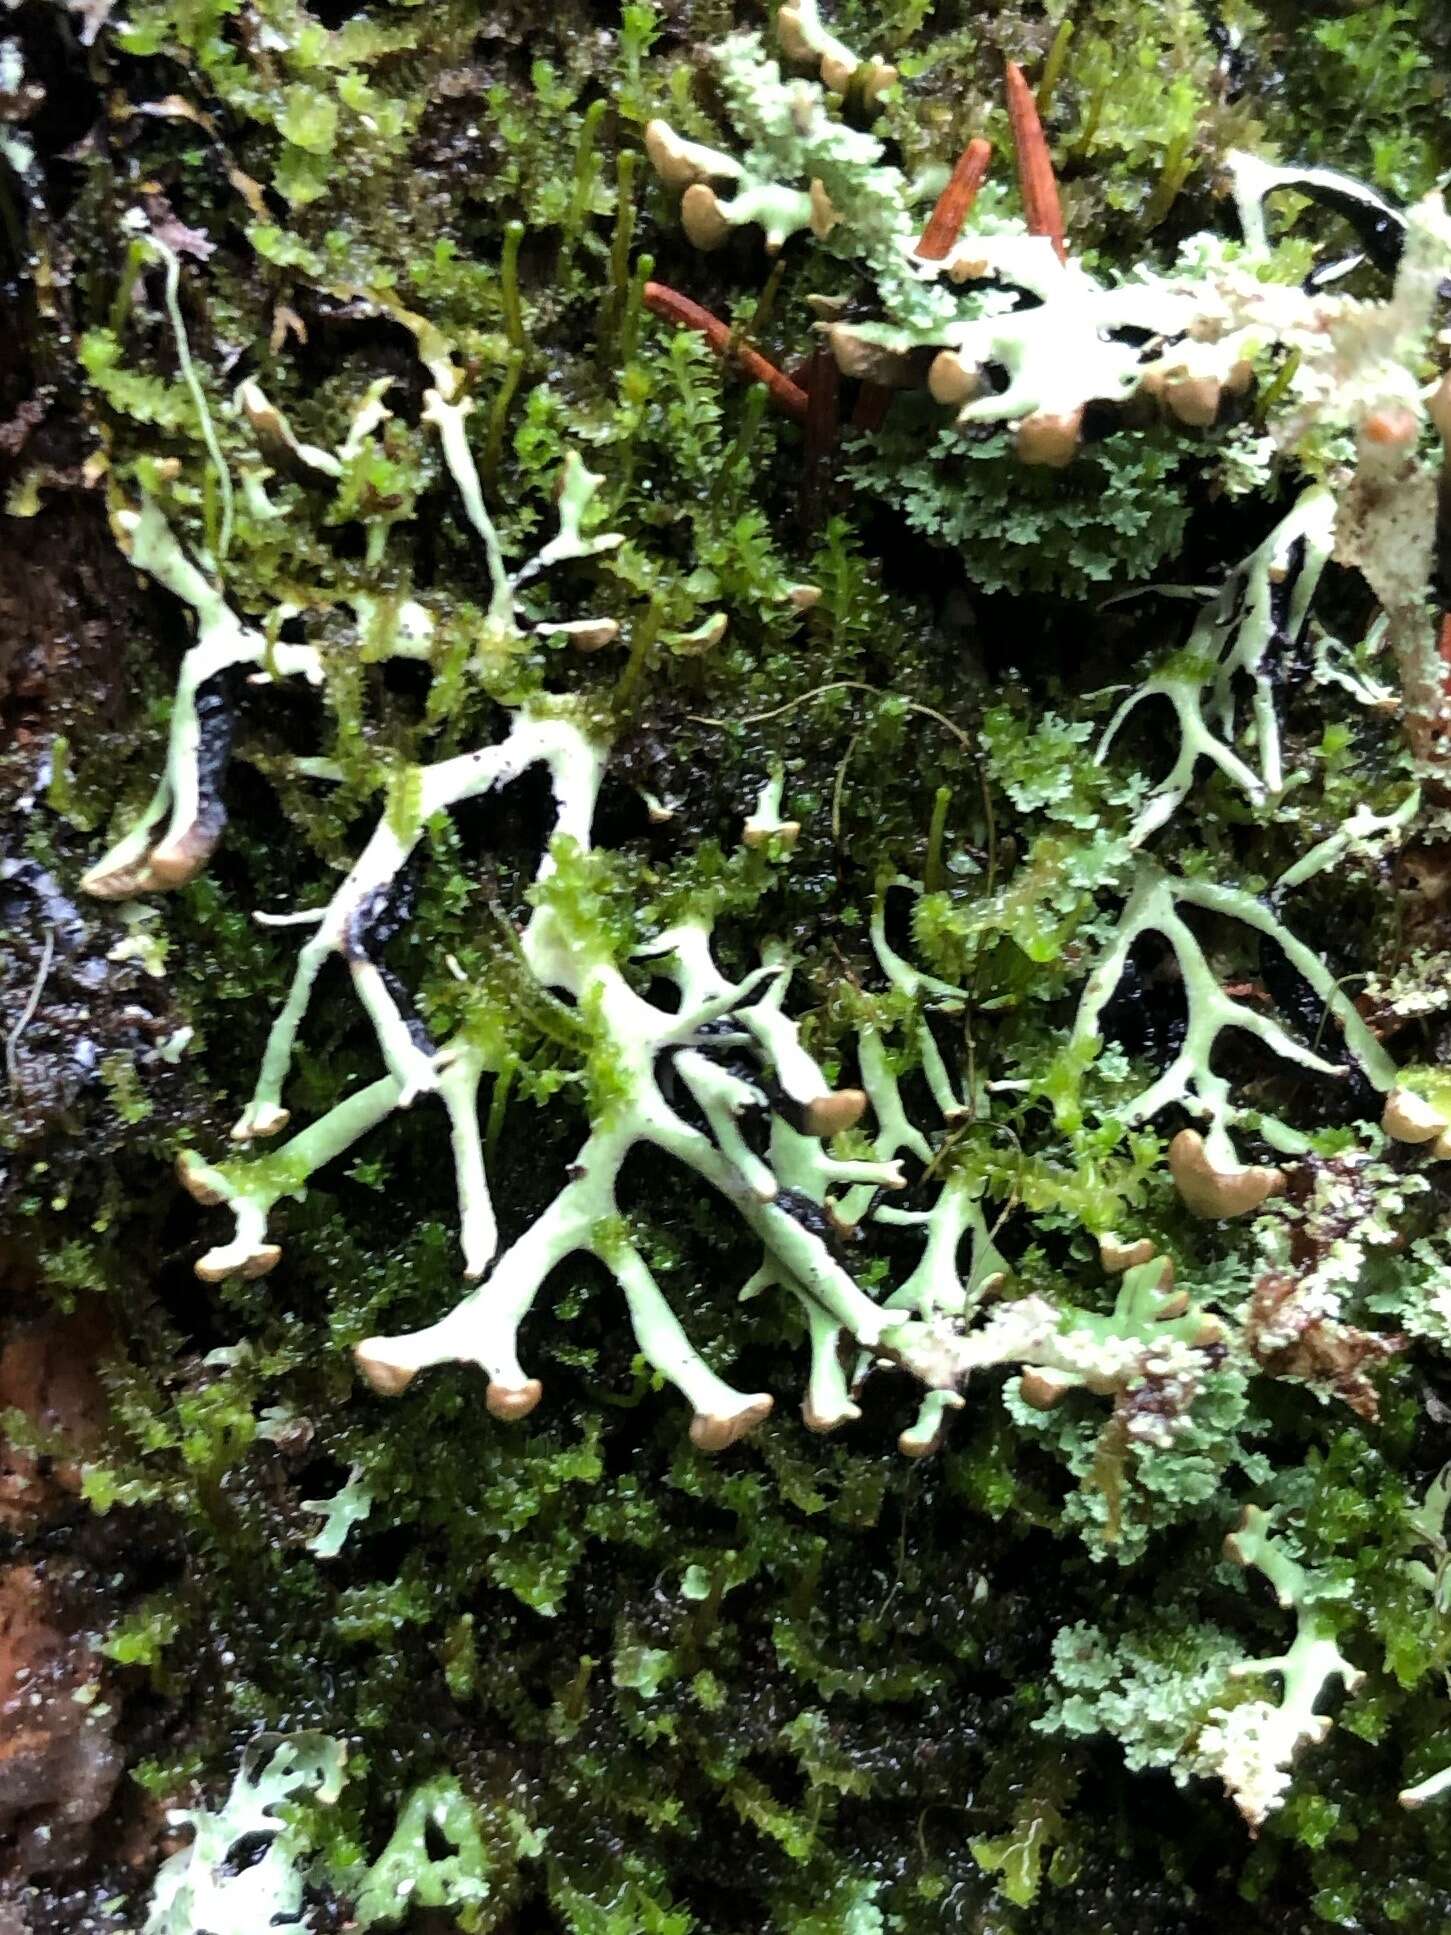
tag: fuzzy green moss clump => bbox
[6,4,1451,1933]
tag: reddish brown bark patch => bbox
[0,1302,112,1533]
[0,1566,122,1877]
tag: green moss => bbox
[1277,1,1451,201]
[851,414,1193,598]
[10,1,1451,1930]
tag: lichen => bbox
[7,3,1451,1932]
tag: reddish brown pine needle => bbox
[917,136,993,261]
[1439,611,1451,701]
[1003,61,1067,263]
[642,281,809,423]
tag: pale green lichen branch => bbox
[830,229,1266,465]
[188,769,899,1449]
[179,1077,403,1281]
[1398,1467,1451,1805]
[425,387,622,640]
[942,1255,1222,1406]
[776,1,897,107]
[863,1172,1009,1455]
[80,497,320,900]
[352,905,910,1449]
[145,1732,347,1935]
[1275,788,1421,891]
[738,1056,909,1434]
[231,706,608,1142]
[742,768,800,849]
[1227,153,1404,263]
[1098,489,1336,846]
[1198,1505,1365,1828]
[135,217,235,563]
[1066,865,1397,1214]
[871,880,970,1122]
[1402,1766,1451,1808]
[646,28,936,311]
[874,1173,1007,1327]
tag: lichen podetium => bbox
[8,2,1451,1930]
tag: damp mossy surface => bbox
[5,4,1451,1932]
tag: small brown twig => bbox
[1003,61,1067,263]
[850,383,892,432]
[801,342,840,533]
[916,135,993,261]
[642,281,809,423]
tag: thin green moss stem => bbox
[500,221,527,353]
[482,347,527,489]
[925,785,951,894]
[1072,80,1107,162]
[600,149,639,351]
[724,382,769,504]
[1144,130,1193,228]
[153,235,234,561]
[731,258,786,361]
[1036,18,1074,116]
[560,98,608,276]
[1255,346,1302,424]
[109,237,147,337]
[615,596,663,709]
[485,1059,515,1169]
[619,250,653,366]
